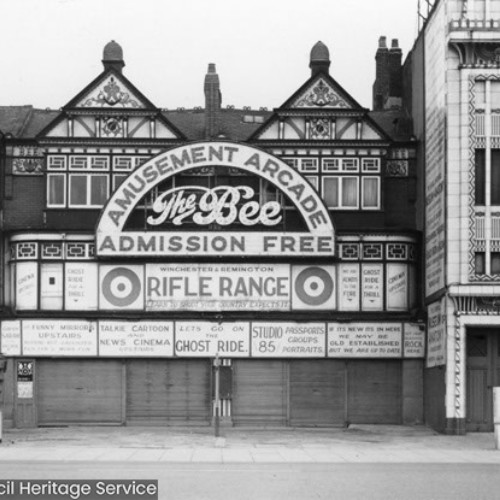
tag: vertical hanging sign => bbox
[15,262,38,310]
[338,264,360,311]
[361,264,383,311]
[427,298,447,367]
[386,263,408,311]
[65,263,98,311]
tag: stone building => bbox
[406,0,500,434]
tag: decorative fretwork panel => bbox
[337,241,415,262]
[387,243,408,260]
[47,155,67,170]
[65,243,90,259]
[363,244,383,260]
[340,243,360,260]
[41,243,63,259]
[12,242,38,260]
[10,241,96,261]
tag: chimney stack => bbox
[372,36,402,111]
[373,36,389,110]
[388,39,403,102]
[204,63,221,140]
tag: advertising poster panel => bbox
[22,320,97,356]
[65,262,98,311]
[16,262,38,310]
[424,2,447,296]
[328,322,402,358]
[175,322,249,357]
[403,323,426,358]
[99,321,174,357]
[291,265,336,310]
[99,265,144,310]
[0,320,22,356]
[338,264,360,311]
[251,322,326,357]
[361,264,383,311]
[427,298,447,367]
[386,263,408,311]
[146,263,290,311]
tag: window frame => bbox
[47,173,67,208]
[361,176,381,210]
[68,173,109,208]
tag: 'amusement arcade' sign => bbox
[96,142,335,257]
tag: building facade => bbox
[0,40,424,429]
[407,0,500,434]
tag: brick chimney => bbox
[388,39,403,107]
[372,37,403,110]
[373,36,389,110]
[204,63,221,139]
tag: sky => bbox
[0,0,422,111]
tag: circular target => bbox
[294,267,334,306]
[102,267,141,307]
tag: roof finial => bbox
[310,41,331,76]
[102,40,125,73]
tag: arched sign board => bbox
[96,142,335,257]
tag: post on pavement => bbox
[0,354,7,443]
[214,353,221,438]
[494,387,500,450]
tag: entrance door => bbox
[466,328,500,432]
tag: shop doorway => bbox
[466,328,500,431]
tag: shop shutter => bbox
[289,360,346,427]
[37,360,122,425]
[126,360,211,425]
[232,360,287,426]
[347,360,402,424]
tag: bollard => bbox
[494,388,500,450]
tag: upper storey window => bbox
[46,154,148,208]
[475,149,500,206]
[283,156,381,211]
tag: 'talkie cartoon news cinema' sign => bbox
[95,142,335,257]
[0,320,425,358]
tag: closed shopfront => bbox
[126,359,211,425]
[37,359,123,425]
[347,361,401,424]
[232,359,403,427]
[289,360,345,427]
[232,360,287,426]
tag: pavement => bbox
[0,424,499,463]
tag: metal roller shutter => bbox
[37,359,123,425]
[289,360,346,427]
[126,360,211,425]
[347,360,402,424]
[232,360,287,426]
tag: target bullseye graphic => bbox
[294,267,334,306]
[102,267,141,307]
